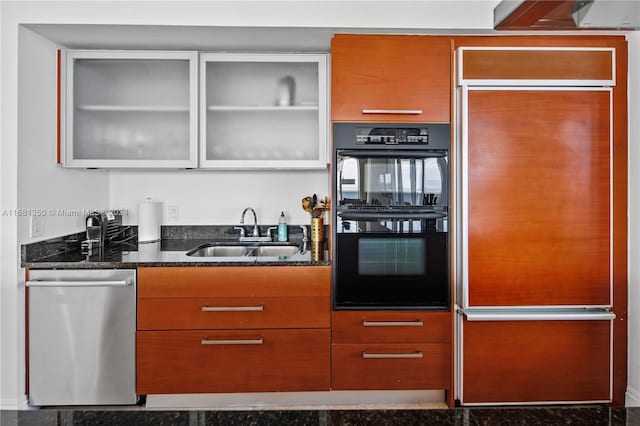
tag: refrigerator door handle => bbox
[461,310,616,321]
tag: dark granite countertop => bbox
[22,226,330,269]
[2,406,638,426]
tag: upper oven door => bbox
[334,149,449,310]
[336,150,449,213]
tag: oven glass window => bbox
[337,156,446,207]
[358,238,425,275]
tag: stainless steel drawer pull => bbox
[201,305,264,312]
[362,320,424,327]
[362,109,423,115]
[362,351,424,359]
[201,338,264,345]
[26,280,131,288]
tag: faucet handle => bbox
[299,225,309,242]
[267,226,278,241]
[233,226,245,239]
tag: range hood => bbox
[572,0,640,29]
[494,0,640,30]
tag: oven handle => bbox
[338,211,446,220]
[337,150,447,159]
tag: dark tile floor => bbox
[2,407,639,426]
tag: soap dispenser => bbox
[278,212,288,242]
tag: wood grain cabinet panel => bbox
[138,266,330,298]
[331,35,450,123]
[459,48,614,83]
[137,329,330,394]
[331,310,452,391]
[332,311,450,343]
[462,320,611,403]
[138,296,329,330]
[332,343,450,390]
[466,89,611,307]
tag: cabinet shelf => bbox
[77,105,189,112]
[207,105,318,112]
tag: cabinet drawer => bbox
[458,47,614,85]
[138,296,329,330]
[331,343,450,390]
[332,311,451,343]
[137,329,330,394]
[462,319,611,403]
[138,266,330,298]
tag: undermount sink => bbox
[186,245,247,257]
[186,242,301,258]
[250,245,300,256]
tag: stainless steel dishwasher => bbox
[27,269,137,406]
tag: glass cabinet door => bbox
[63,51,198,168]
[199,53,328,169]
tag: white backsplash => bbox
[109,168,330,226]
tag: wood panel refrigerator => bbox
[456,85,614,405]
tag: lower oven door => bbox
[334,215,449,309]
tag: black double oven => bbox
[333,123,450,310]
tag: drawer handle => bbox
[362,351,424,359]
[201,305,264,312]
[362,320,423,327]
[362,109,423,115]
[201,338,264,345]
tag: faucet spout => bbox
[240,207,259,237]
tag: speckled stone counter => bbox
[21,225,330,269]
[2,406,639,426]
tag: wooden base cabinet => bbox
[461,319,612,404]
[137,266,331,395]
[137,329,330,394]
[331,311,451,391]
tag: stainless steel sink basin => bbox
[186,242,301,258]
[186,245,248,257]
[250,245,300,257]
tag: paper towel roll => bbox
[138,199,162,243]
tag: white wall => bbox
[626,31,640,407]
[17,28,110,243]
[110,170,329,226]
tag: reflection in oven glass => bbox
[338,156,446,207]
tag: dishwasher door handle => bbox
[26,280,132,287]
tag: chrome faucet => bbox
[240,207,260,237]
[237,207,272,242]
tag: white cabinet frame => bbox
[62,50,198,168]
[199,53,328,169]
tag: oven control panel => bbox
[356,127,429,145]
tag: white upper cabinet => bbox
[199,53,328,169]
[62,51,198,168]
